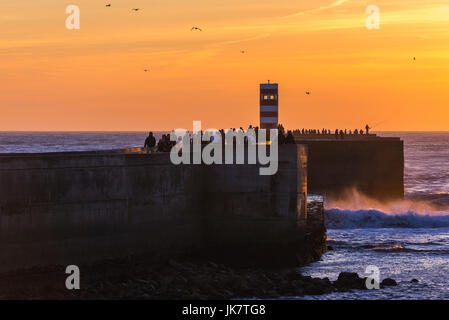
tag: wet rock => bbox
[300,275,312,281]
[278,283,297,296]
[381,278,398,287]
[333,272,366,290]
[327,245,334,251]
[286,271,303,281]
[411,279,419,283]
[316,277,332,290]
[291,279,304,289]
[311,278,334,294]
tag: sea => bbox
[0,131,448,299]
[300,131,449,300]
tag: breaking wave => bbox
[324,189,449,229]
[325,209,449,229]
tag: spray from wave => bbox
[324,189,449,229]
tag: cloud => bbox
[284,0,350,18]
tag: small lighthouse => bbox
[259,81,278,131]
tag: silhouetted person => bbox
[144,132,156,153]
[278,124,285,133]
[278,124,286,144]
[157,134,172,152]
[279,131,286,144]
[157,134,165,152]
[170,130,177,148]
[286,131,295,144]
[365,124,370,134]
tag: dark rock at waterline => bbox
[327,245,334,251]
[283,271,334,295]
[303,277,334,295]
[381,278,398,287]
[286,271,304,281]
[333,272,367,290]
[411,278,419,283]
[0,253,399,299]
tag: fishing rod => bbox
[369,121,386,131]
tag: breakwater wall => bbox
[294,136,404,200]
[0,145,323,273]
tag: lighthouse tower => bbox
[259,81,278,132]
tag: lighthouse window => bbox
[264,95,268,100]
[270,95,274,100]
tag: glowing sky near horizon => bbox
[0,0,448,131]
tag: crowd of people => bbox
[143,124,297,153]
[293,124,371,138]
[144,132,176,153]
[144,124,371,152]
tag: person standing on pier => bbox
[144,132,156,153]
[365,124,371,135]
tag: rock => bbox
[302,282,325,295]
[300,275,312,281]
[317,277,332,289]
[327,245,334,251]
[291,279,304,288]
[381,278,398,286]
[207,261,219,268]
[312,278,333,294]
[286,271,303,281]
[224,289,234,297]
[411,279,419,283]
[264,290,280,298]
[168,259,180,268]
[333,272,366,290]
[278,283,297,296]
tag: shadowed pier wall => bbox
[294,136,404,200]
[0,145,315,272]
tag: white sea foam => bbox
[325,187,449,229]
[325,208,449,229]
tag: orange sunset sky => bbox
[0,0,448,131]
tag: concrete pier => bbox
[294,134,404,200]
[0,133,404,273]
[0,145,324,272]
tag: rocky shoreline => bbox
[0,255,401,300]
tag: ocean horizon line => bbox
[1,130,449,133]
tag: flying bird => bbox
[306,91,311,95]
[191,26,202,31]
[132,8,140,11]
[106,4,111,7]
[240,50,245,54]
[144,69,149,72]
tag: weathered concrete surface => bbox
[0,145,317,272]
[294,138,404,200]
